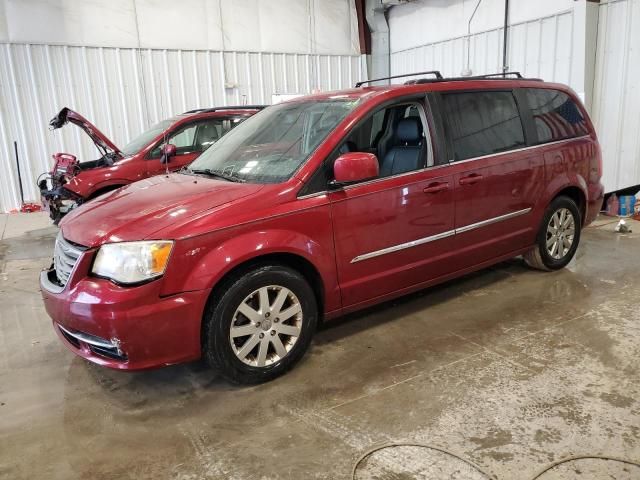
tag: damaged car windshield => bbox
[121,119,173,156]
[186,99,359,183]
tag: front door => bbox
[329,99,455,308]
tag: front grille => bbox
[53,233,86,286]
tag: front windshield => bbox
[186,99,359,183]
[121,119,173,156]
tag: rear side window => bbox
[442,91,525,161]
[526,89,589,143]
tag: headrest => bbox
[397,117,422,143]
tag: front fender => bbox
[160,227,341,313]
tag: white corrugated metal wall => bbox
[592,0,640,192]
[0,43,367,212]
[390,10,575,86]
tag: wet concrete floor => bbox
[0,212,639,479]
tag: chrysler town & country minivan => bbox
[40,72,604,383]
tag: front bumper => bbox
[40,259,211,370]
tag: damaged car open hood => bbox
[49,108,122,157]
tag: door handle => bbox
[459,174,483,185]
[423,182,449,194]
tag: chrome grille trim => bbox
[57,324,127,361]
[53,232,85,287]
[57,324,115,349]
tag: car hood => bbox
[60,173,263,247]
[50,107,122,157]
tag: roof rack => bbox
[404,71,542,85]
[183,105,268,114]
[355,71,443,88]
[355,71,543,88]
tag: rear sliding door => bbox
[439,89,545,266]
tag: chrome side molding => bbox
[350,207,532,263]
[454,208,532,234]
[351,229,456,263]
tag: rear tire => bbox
[203,264,317,384]
[524,196,581,271]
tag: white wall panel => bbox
[592,0,640,192]
[390,11,575,86]
[0,43,367,212]
[388,0,575,54]
[1,0,360,55]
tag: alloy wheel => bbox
[546,207,576,260]
[229,285,303,367]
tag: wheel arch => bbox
[552,185,587,225]
[206,251,326,318]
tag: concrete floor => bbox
[1,212,639,480]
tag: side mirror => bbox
[160,143,177,164]
[331,152,379,188]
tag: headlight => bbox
[92,241,174,285]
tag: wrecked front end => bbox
[40,108,122,224]
[39,153,85,224]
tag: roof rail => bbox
[402,71,543,85]
[355,71,443,88]
[183,105,268,114]
[477,72,523,79]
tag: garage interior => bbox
[1,0,640,479]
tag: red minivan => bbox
[40,72,604,383]
[39,106,262,223]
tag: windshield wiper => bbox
[187,168,245,183]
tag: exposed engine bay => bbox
[39,108,123,224]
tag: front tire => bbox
[203,264,317,384]
[524,196,581,271]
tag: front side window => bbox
[187,99,359,184]
[526,88,589,143]
[302,100,431,194]
[150,119,236,158]
[442,91,525,161]
[337,101,429,178]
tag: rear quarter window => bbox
[526,88,589,143]
[441,91,525,161]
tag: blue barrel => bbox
[619,196,636,216]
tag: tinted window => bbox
[442,91,525,161]
[527,88,589,143]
